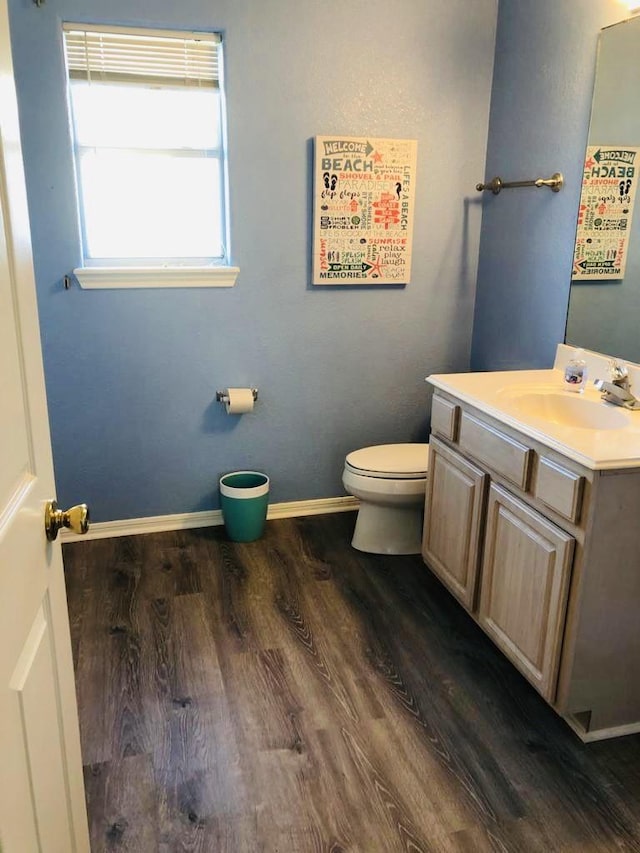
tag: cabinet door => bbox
[422,437,488,610]
[479,484,574,702]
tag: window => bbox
[63,24,237,288]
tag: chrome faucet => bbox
[594,361,640,410]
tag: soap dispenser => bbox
[563,348,588,393]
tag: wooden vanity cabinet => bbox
[423,438,573,702]
[423,389,640,740]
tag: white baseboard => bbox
[60,495,359,542]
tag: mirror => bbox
[566,14,640,363]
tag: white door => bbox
[0,2,90,850]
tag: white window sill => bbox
[73,265,239,289]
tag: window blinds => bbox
[63,24,221,88]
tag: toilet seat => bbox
[345,443,428,479]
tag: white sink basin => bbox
[428,362,640,469]
[499,390,629,431]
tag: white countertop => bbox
[427,368,640,470]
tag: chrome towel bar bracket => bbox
[476,172,563,195]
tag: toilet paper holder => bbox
[216,388,259,404]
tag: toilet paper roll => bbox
[224,388,255,414]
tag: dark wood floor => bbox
[63,512,640,852]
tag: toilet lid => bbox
[345,443,429,479]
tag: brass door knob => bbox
[44,501,90,541]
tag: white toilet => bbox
[342,443,429,555]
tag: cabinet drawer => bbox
[534,457,584,524]
[459,412,532,490]
[431,395,459,442]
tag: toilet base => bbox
[351,502,424,555]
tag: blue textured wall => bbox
[471,0,625,371]
[8,0,497,521]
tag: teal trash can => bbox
[219,471,270,542]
